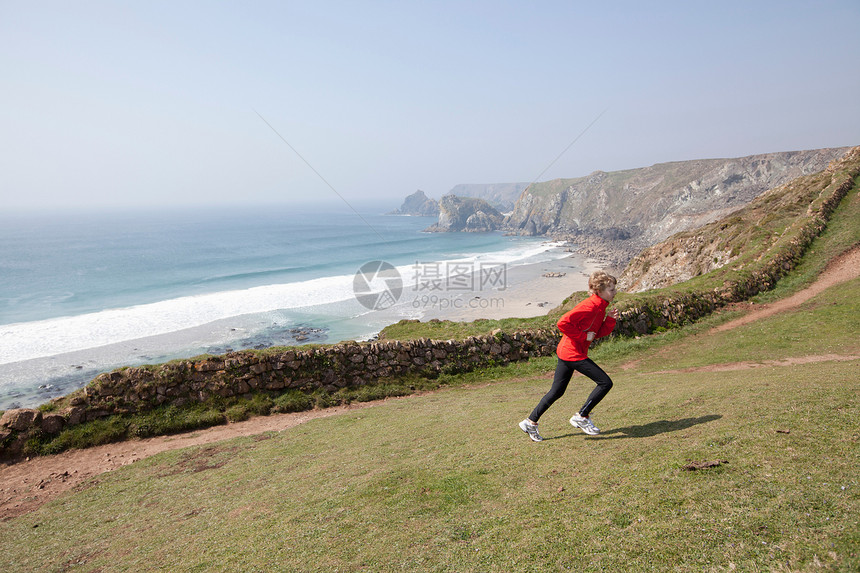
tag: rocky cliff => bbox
[617,146,860,291]
[503,147,851,266]
[423,195,504,232]
[446,182,529,212]
[389,189,440,216]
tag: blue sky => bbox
[1,1,858,211]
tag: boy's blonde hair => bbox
[588,270,617,294]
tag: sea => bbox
[0,202,570,410]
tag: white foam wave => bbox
[0,274,357,365]
[446,240,566,265]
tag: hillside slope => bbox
[3,162,859,571]
[619,146,860,292]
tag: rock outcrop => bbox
[424,195,504,232]
[389,189,439,216]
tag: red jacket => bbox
[556,293,616,361]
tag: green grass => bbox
[2,272,858,572]
[380,314,561,341]
[28,403,231,456]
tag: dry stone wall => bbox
[1,329,560,458]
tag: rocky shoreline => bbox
[203,325,328,355]
[554,234,643,276]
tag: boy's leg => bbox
[528,358,576,422]
[573,358,613,417]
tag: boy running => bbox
[519,270,619,441]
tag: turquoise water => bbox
[0,203,562,408]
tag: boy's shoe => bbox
[519,419,543,442]
[570,414,600,435]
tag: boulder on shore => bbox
[0,408,42,431]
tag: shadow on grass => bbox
[547,415,722,440]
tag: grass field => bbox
[1,271,857,572]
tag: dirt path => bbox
[640,352,860,375]
[712,245,860,332]
[0,402,385,521]
[3,246,859,521]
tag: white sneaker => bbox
[570,414,600,435]
[519,419,543,442]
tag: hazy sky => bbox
[2,1,858,212]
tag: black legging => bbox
[529,358,613,422]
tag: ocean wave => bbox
[197,265,304,285]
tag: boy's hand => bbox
[586,331,596,341]
[608,308,620,320]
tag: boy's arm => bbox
[557,307,591,341]
[595,308,619,338]
[595,317,617,338]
